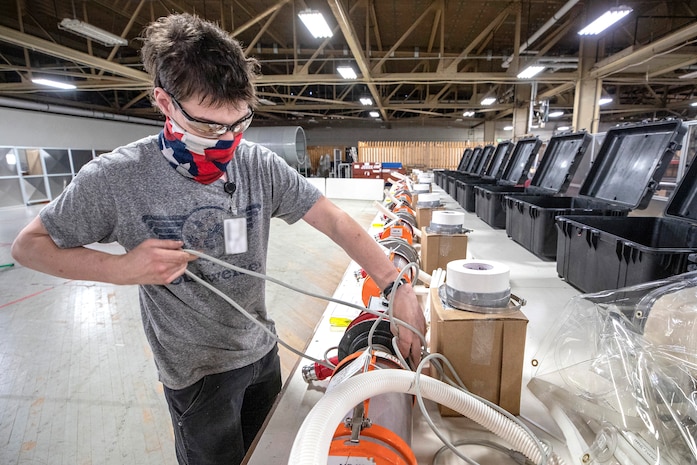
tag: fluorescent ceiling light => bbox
[548,110,564,117]
[58,18,128,46]
[360,97,373,105]
[503,125,514,131]
[680,70,697,80]
[463,111,475,117]
[369,111,380,118]
[599,97,613,106]
[578,6,632,36]
[517,65,545,79]
[557,126,571,131]
[298,10,333,38]
[690,102,697,107]
[481,97,496,106]
[32,78,76,90]
[337,66,357,79]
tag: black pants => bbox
[163,346,282,465]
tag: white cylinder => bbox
[413,183,431,193]
[243,126,306,168]
[417,192,440,204]
[418,172,434,183]
[431,210,465,227]
[446,259,510,294]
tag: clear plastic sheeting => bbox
[529,271,697,465]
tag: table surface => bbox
[244,186,581,465]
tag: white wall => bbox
[0,107,160,150]
[1,105,584,151]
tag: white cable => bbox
[182,249,426,366]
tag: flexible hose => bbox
[288,370,566,465]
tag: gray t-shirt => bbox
[40,134,322,389]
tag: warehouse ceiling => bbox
[1,0,697,129]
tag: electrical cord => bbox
[415,353,553,465]
[431,439,537,465]
[182,248,426,368]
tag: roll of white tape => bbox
[432,210,465,226]
[417,192,440,203]
[413,183,431,193]
[446,259,510,294]
[418,173,434,183]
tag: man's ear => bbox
[152,88,173,118]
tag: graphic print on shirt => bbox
[142,204,262,257]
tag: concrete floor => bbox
[0,199,375,465]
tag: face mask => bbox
[159,117,242,184]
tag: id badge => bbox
[224,216,248,254]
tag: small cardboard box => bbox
[419,227,468,274]
[429,287,528,416]
[415,205,444,230]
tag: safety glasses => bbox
[167,91,254,137]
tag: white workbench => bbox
[244,185,581,465]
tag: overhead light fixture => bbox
[463,111,475,117]
[32,77,77,90]
[481,97,496,106]
[599,97,613,106]
[517,65,545,79]
[360,97,373,105]
[578,6,632,36]
[298,9,333,38]
[548,110,564,118]
[557,126,571,131]
[337,66,357,79]
[503,125,514,131]
[679,70,697,80]
[58,18,128,47]
[690,102,697,107]
[369,111,380,118]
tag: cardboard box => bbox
[419,227,468,274]
[415,205,444,230]
[429,287,528,416]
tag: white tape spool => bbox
[413,183,431,194]
[418,173,434,183]
[431,210,465,227]
[443,259,512,312]
[417,192,441,207]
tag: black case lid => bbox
[497,137,543,186]
[464,146,484,174]
[472,144,496,176]
[525,131,592,195]
[578,119,686,209]
[665,143,697,222]
[456,147,474,171]
[482,140,514,180]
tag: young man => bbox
[11,12,426,465]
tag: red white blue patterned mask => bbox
[159,117,241,184]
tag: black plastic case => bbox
[433,147,473,190]
[442,146,484,197]
[455,141,515,212]
[473,137,543,228]
[502,130,621,258]
[555,119,689,293]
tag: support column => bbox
[573,38,602,133]
[483,120,496,143]
[512,84,531,140]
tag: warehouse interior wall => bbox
[0,106,566,151]
[0,107,160,150]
